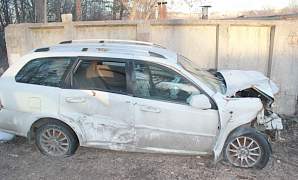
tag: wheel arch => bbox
[213,125,272,162]
[224,127,272,153]
[27,117,83,145]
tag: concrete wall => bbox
[5,16,298,115]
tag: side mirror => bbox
[188,94,212,109]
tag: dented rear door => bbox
[59,89,135,146]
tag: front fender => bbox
[212,97,263,161]
[218,127,272,157]
[224,127,271,150]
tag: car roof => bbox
[3,40,216,97]
[31,39,178,65]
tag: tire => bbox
[35,121,79,157]
[223,130,271,169]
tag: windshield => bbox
[177,55,226,94]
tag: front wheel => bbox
[223,131,271,169]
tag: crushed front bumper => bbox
[257,109,283,130]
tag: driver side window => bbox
[133,61,200,104]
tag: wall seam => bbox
[267,25,276,78]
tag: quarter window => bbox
[133,61,200,103]
[72,59,127,93]
[15,57,73,87]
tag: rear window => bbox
[15,57,74,87]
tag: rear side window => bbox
[72,59,127,94]
[15,57,73,87]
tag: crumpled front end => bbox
[218,70,284,136]
[235,87,284,135]
[257,109,283,131]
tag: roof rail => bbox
[59,39,165,48]
[60,40,72,44]
[73,39,154,45]
[34,47,50,52]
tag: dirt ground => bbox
[1,119,298,180]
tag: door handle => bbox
[125,100,137,105]
[65,97,86,103]
[139,105,161,113]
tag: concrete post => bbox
[266,26,275,78]
[5,24,29,65]
[136,22,151,42]
[217,24,230,69]
[61,14,74,41]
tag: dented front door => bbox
[133,98,219,154]
[132,60,219,154]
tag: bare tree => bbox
[0,0,134,71]
[2,0,11,24]
[0,0,11,70]
[75,0,82,20]
[13,0,20,23]
[0,0,35,70]
[112,0,117,20]
[119,0,126,19]
[129,0,157,20]
[20,0,26,22]
[35,0,47,23]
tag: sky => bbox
[167,0,294,13]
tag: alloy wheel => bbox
[226,136,262,168]
[39,128,70,156]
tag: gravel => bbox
[1,122,298,180]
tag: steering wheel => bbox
[169,86,180,99]
[153,79,164,86]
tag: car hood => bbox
[218,70,279,98]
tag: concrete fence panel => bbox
[74,24,137,40]
[151,25,217,69]
[219,26,271,74]
[29,27,65,49]
[4,17,298,115]
[270,21,298,114]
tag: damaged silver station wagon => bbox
[0,40,283,169]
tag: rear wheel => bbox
[223,131,271,169]
[35,122,79,157]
